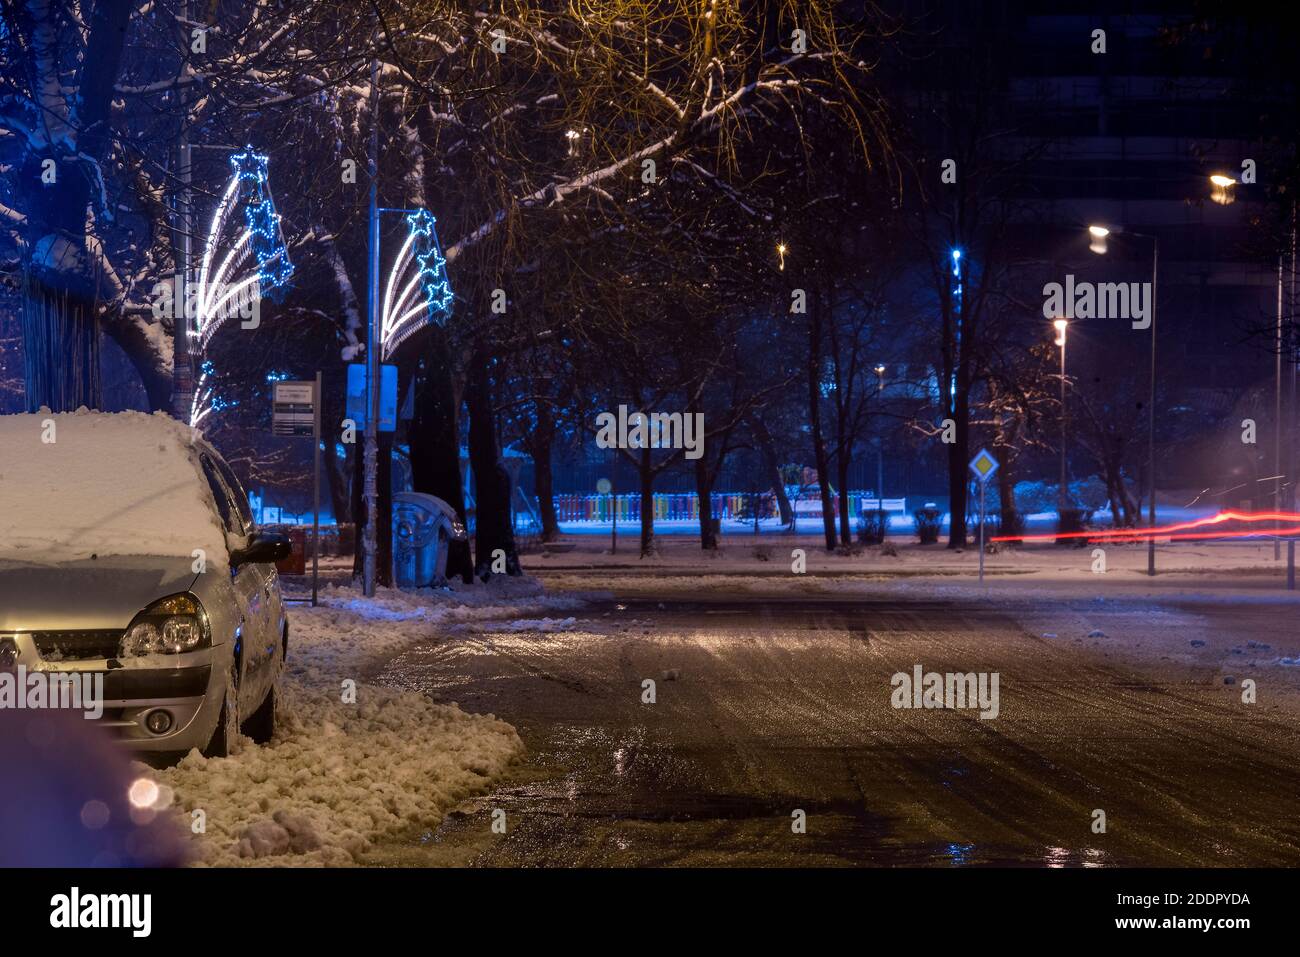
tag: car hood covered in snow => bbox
[0,410,229,566]
[0,555,201,632]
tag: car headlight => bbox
[120,594,211,656]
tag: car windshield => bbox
[0,411,230,564]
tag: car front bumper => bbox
[0,632,228,753]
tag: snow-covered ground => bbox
[146,576,587,866]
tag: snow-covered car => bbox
[0,411,290,758]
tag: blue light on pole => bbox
[190,147,295,426]
[950,247,964,401]
[405,209,454,318]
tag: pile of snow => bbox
[493,616,579,633]
[0,410,228,564]
[149,579,583,866]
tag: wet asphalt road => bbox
[373,592,1300,867]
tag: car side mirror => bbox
[231,530,292,568]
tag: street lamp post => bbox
[1289,201,1297,590]
[1088,223,1159,575]
[1199,174,1296,581]
[363,53,380,597]
[1209,173,1287,558]
[874,364,886,529]
[1267,192,1299,574]
[1277,252,1285,560]
[1054,319,1069,517]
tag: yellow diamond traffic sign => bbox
[969,448,999,482]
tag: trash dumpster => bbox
[392,492,467,587]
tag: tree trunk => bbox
[946,387,970,548]
[835,442,852,546]
[465,350,520,578]
[750,415,793,525]
[1103,469,1123,529]
[695,454,717,549]
[996,451,1019,539]
[102,309,171,411]
[1103,449,1137,527]
[409,329,472,582]
[1118,470,1138,526]
[639,443,656,557]
[531,435,560,542]
[525,392,561,542]
[18,0,131,413]
[808,291,836,550]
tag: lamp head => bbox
[1209,173,1237,205]
[1087,224,1110,254]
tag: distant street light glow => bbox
[1087,224,1109,254]
[1210,173,1237,205]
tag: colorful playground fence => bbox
[551,491,894,523]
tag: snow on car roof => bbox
[0,409,229,564]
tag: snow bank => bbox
[496,616,579,633]
[148,579,583,866]
[0,410,228,564]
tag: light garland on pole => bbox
[378,207,454,359]
[189,146,295,426]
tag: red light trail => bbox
[990,509,1300,544]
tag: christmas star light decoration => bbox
[189,146,295,426]
[245,198,294,289]
[379,208,455,358]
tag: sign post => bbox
[969,448,1000,585]
[273,378,322,605]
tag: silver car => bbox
[0,423,289,759]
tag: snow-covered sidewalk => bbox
[146,576,586,866]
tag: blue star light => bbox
[230,146,294,295]
[406,208,437,239]
[405,209,454,324]
[229,148,269,186]
[244,199,294,290]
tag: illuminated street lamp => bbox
[1089,222,1159,573]
[1206,172,1292,573]
[1053,319,1069,512]
[1087,224,1109,255]
[1209,173,1237,206]
[874,365,887,525]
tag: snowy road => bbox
[373,585,1300,866]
